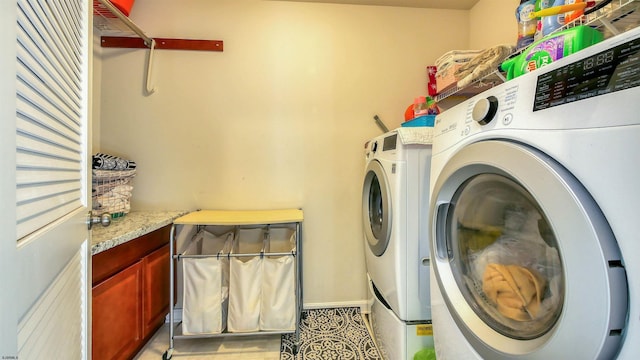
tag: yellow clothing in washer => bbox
[482,263,546,321]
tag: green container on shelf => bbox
[501,25,603,80]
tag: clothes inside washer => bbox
[482,263,546,321]
[470,206,562,323]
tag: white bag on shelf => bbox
[260,227,296,331]
[227,228,265,333]
[181,231,232,335]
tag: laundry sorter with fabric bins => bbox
[163,209,303,360]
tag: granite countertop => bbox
[91,210,190,255]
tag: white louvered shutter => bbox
[16,0,86,240]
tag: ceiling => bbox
[275,0,481,10]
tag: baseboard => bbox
[168,309,182,323]
[303,300,370,314]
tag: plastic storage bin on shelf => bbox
[402,115,436,128]
[181,230,232,335]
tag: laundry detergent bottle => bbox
[501,25,603,80]
[516,0,537,49]
[542,0,566,36]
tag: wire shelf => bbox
[435,0,640,105]
[563,0,640,37]
[92,0,135,36]
[92,0,152,43]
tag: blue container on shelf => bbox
[402,115,435,127]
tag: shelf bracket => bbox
[596,16,621,37]
[146,39,157,95]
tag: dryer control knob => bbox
[472,96,499,125]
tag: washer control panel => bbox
[534,34,640,111]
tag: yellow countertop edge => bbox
[174,209,304,225]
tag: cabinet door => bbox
[92,260,143,360]
[142,243,170,338]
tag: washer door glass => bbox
[450,173,563,339]
[363,160,391,256]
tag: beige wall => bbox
[96,0,468,305]
[469,0,520,49]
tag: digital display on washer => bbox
[533,36,640,111]
[383,133,397,151]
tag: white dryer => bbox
[428,25,640,359]
[362,128,434,359]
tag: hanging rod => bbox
[95,0,153,46]
[174,251,297,260]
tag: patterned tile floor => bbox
[281,307,381,359]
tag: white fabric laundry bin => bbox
[227,228,266,333]
[260,227,297,331]
[181,231,232,335]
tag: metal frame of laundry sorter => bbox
[162,209,304,360]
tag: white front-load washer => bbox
[428,25,640,359]
[362,128,434,359]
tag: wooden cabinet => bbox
[92,261,143,360]
[92,225,172,360]
[142,243,170,337]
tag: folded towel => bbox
[435,49,483,68]
[482,263,546,321]
[93,194,131,214]
[454,44,515,88]
[92,181,133,214]
[92,153,137,170]
[92,168,137,181]
[93,184,132,201]
[92,178,132,196]
[396,127,434,145]
[435,50,483,83]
